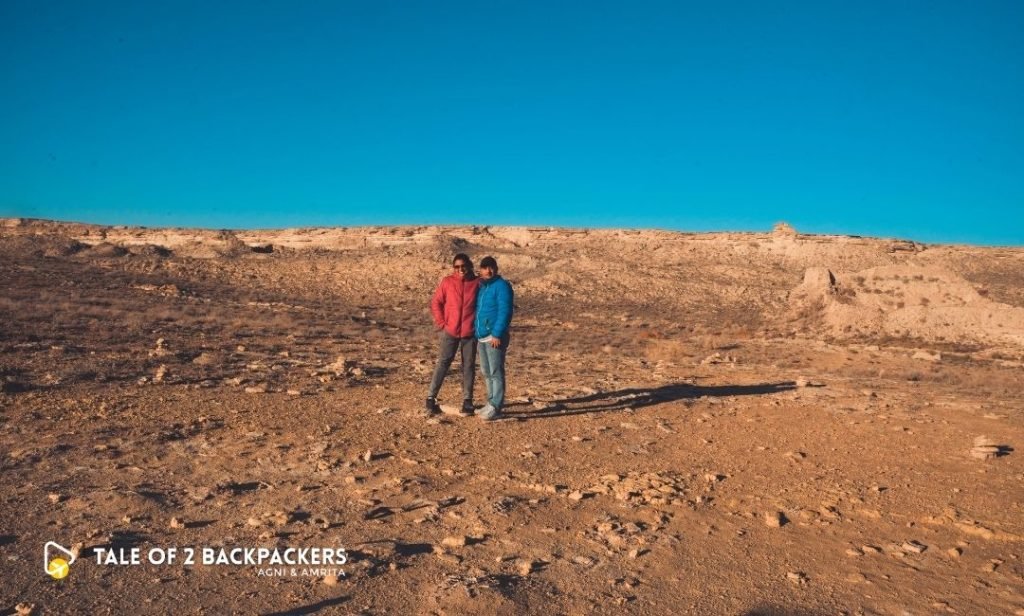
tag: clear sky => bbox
[1,1,1022,245]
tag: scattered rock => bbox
[786,571,809,586]
[441,535,468,549]
[517,559,539,576]
[773,221,798,236]
[169,517,185,529]
[912,350,942,362]
[149,338,171,358]
[438,404,463,416]
[971,436,1010,460]
[14,603,34,616]
[901,540,927,554]
[191,352,217,365]
[955,520,996,540]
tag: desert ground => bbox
[1,218,1022,615]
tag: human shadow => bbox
[505,381,797,420]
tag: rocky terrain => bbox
[1,218,1022,615]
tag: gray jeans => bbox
[427,331,477,401]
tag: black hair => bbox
[479,256,498,270]
[452,253,472,267]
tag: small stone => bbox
[47,493,62,504]
[434,551,462,565]
[946,547,962,559]
[15,603,34,616]
[244,383,268,394]
[786,571,808,586]
[901,540,927,554]
[441,535,468,549]
[169,517,185,529]
[517,559,538,576]
[970,444,1003,460]
[362,450,373,462]
[572,556,595,567]
[764,511,786,528]
[322,573,341,586]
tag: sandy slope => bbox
[1,219,1022,615]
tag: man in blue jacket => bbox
[474,256,514,421]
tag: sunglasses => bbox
[453,264,469,270]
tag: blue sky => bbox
[1,1,1022,244]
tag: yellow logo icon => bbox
[47,557,70,579]
[44,542,76,580]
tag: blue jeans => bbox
[478,334,509,410]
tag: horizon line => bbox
[5,215,1024,249]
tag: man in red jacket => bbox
[426,253,481,416]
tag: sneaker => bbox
[460,400,475,416]
[479,404,501,421]
[424,397,440,416]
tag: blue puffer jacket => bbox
[474,276,514,339]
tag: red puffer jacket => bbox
[430,274,481,338]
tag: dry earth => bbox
[1,218,1022,615]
